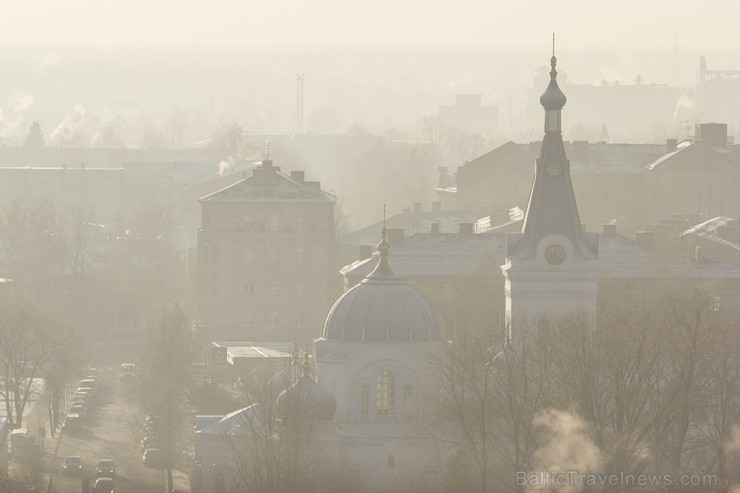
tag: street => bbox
[46,366,191,493]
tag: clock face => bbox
[545,244,566,265]
[546,162,562,177]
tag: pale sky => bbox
[3,0,739,48]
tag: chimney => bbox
[602,224,617,237]
[413,203,422,214]
[431,223,441,236]
[666,138,678,153]
[358,245,373,261]
[432,201,441,212]
[695,122,728,146]
[290,170,305,183]
[635,231,655,250]
[387,228,405,244]
[458,223,474,237]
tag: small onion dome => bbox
[539,55,567,110]
[276,356,336,421]
[322,228,444,342]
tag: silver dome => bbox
[322,228,444,342]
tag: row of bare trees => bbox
[0,199,182,339]
[433,283,740,492]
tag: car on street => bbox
[93,477,115,493]
[119,363,138,382]
[143,447,163,469]
[63,414,82,433]
[68,404,87,419]
[62,455,84,475]
[96,458,116,478]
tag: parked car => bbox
[80,378,98,390]
[63,414,82,433]
[62,455,83,475]
[92,477,115,493]
[96,458,116,478]
[141,434,159,451]
[68,404,87,419]
[119,363,138,382]
[142,447,163,469]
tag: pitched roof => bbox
[199,161,333,204]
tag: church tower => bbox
[501,48,599,335]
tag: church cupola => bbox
[540,51,567,134]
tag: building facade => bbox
[197,157,336,342]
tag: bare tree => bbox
[137,306,194,492]
[0,303,64,427]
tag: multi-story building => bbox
[197,157,335,342]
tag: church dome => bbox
[322,228,444,343]
[539,56,567,109]
[276,356,336,421]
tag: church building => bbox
[501,52,600,334]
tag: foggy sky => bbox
[5,0,740,49]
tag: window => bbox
[203,216,210,231]
[376,371,396,416]
[295,217,305,232]
[360,384,370,417]
[269,282,279,296]
[269,215,280,232]
[212,246,219,262]
[244,312,253,327]
[403,385,413,417]
[294,247,305,264]
[387,455,395,468]
[294,314,304,327]
[269,311,279,327]
[269,249,278,264]
[711,295,721,312]
[243,214,253,230]
[243,281,253,295]
[294,282,304,296]
[244,249,254,263]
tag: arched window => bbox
[403,385,413,417]
[376,371,396,416]
[360,384,370,417]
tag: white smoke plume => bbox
[673,94,695,120]
[0,92,35,139]
[527,409,604,493]
[218,157,235,176]
[50,105,99,147]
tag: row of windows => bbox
[203,215,318,232]
[201,309,304,328]
[202,281,304,296]
[202,247,306,264]
[360,371,414,418]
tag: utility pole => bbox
[296,73,305,134]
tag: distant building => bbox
[448,122,740,238]
[0,166,122,224]
[196,156,336,342]
[439,93,498,136]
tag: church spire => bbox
[540,34,567,131]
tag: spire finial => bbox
[383,203,386,228]
[552,32,555,57]
[263,141,271,161]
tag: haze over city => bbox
[0,2,740,492]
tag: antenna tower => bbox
[296,73,305,134]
